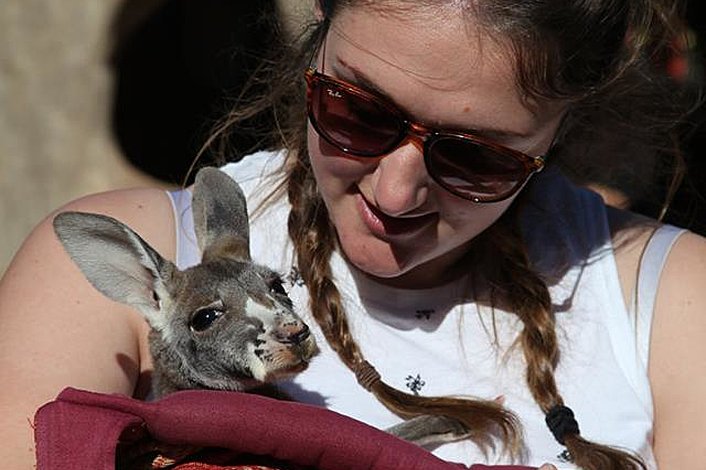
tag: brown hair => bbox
[205,0,691,467]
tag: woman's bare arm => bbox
[0,187,175,469]
[650,231,706,467]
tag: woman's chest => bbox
[274,288,655,468]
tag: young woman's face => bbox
[307,7,562,288]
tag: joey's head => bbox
[157,258,317,391]
[53,167,317,397]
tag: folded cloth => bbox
[34,387,534,470]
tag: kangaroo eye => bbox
[268,277,287,296]
[190,308,224,332]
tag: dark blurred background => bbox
[0,0,310,274]
[110,0,280,185]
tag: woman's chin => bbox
[349,256,407,280]
[339,234,474,289]
[343,248,433,287]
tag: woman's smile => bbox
[355,192,438,239]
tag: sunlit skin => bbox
[307,6,564,289]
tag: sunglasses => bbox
[304,67,547,203]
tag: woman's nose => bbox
[370,141,431,216]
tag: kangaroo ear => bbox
[192,167,251,262]
[53,211,175,332]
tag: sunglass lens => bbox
[427,137,527,200]
[310,79,403,155]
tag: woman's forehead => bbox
[327,8,546,137]
[331,5,496,80]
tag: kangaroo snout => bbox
[253,311,318,382]
[274,321,310,345]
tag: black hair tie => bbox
[545,405,580,445]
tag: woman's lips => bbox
[356,194,437,238]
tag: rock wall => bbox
[0,0,168,274]
[0,0,313,275]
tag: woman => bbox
[1,0,704,468]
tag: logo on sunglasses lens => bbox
[326,88,343,99]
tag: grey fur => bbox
[53,167,318,398]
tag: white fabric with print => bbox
[168,149,680,469]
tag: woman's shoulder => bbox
[53,186,177,260]
[606,207,691,311]
[590,206,706,467]
[0,185,173,467]
[641,222,706,465]
[646,216,706,323]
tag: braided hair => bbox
[205,0,690,467]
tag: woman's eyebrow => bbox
[334,59,390,100]
[332,57,529,140]
[332,59,424,122]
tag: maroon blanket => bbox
[34,387,533,470]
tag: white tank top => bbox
[168,150,684,469]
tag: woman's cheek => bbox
[437,194,515,235]
[307,126,376,186]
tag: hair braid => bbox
[202,2,680,465]
[285,155,522,456]
[486,211,646,469]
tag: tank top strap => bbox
[631,224,686,367]
[166,188,200,270]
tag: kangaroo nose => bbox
[290,324,311,344]
[275,323,310,345]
